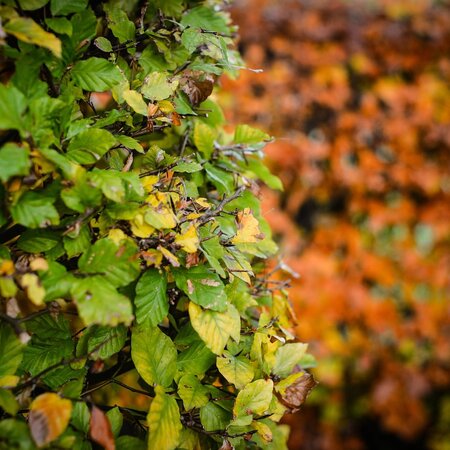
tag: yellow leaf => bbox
[158,100,175,113]
[231,208,264,245]
[142,249,163,267]
[108,228,128,244]
[195,197,210,209]
[158,246,180,267]
[0,260,14,276]
[20,273,45,306]
[29,393,72,447]
[252,421,273,442]
[189,302,240,355]
[4,18,61,58]
[30,258,48,272]
[0,375,19,388]
[141,175,159,192]
[185,212,202,220]
[175,224,199,253]
[147,386,182,450]
[130,213,155,238]
[145,206,177,230]
[123,89,148,115]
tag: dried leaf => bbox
[278,372,318,413]
[90,405,115,450]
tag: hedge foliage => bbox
[224,0,450,448]
[0,1,317,449]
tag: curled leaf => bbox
[278,372,318,413]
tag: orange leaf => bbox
[90,405,115,450]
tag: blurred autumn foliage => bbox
[221,0,450,449]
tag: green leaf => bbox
[131,325,177,387]
[234,124,270,145]
[71,276,133,326]
[45,17,72,36]
[85,325,127,360]
[174,93,196,115]
[138,46,172,75]
[0,143,30,182]
[177,374,209,411]
[4,17,61,57]
[147,386,182,450]
[106,406,123,437]
[198,99,225,127]
[51,0,87,15]
[11,192,59,229]
[0,323,23,378]
[204,163,234,194]
[199,229,225,277]
[188,302,240,355]
[272,343,308,378]
[173,161,202,173]
[200,401,232,432]
[18,0,49,10]
[70,8,97,45]
[216,351,255,389]
[0,419,36,450]
[141,72,178,101]
[150,0,184,17]
[66,128,116,164]
[116,135,144,153]
[233,379,274,419]
[17,229,60,253]
[71,58,123,92]
[78,238,140,287]
[94,36,113,52]
[0,388,19,415]
[173,266,228,311]
[244,157,284,191]
[63,225,91,258]
[89,169,144,203]
[134,269,169,326]
[123,89,148,115]
[193,122,216,159]
[71,401,90,433]
[40,261,75,302]
[61,178,102,213]
[116,436,146,450]
[104,6,135,44]
[181,6,229,34]
[0,84,27,133]
[176,340,215,376]
[21,315,73,377]
[39,148,83,181]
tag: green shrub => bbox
[0,1,315,449]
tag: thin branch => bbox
[196,186,246,226]
[13,331,120,394]
[131,124,170,137]
[122,150,134,172]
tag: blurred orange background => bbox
[221,1,450,449]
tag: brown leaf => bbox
[219,439,234,450]
[171,111,181,126]
[180,71,215,106]
[279,372,318,413]
[90,405,115,450]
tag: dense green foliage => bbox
[0,1,315,449]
